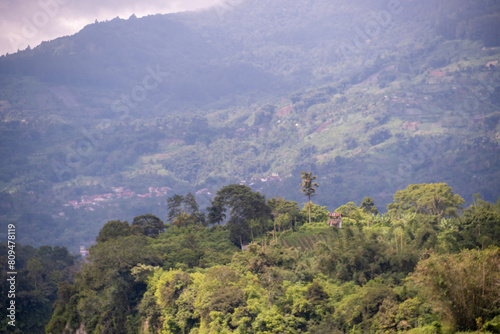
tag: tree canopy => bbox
[18,183,499,333]
[96,220,132,243]
[132,214,166,237]
[360,197,379,216]
[207,184,271,246]
[387,183,465,218]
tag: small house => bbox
[80,246,89,257]
[329,212,342,228]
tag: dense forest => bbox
[0,0,499,253]
[1,182,499,333]
[0,0,500,333]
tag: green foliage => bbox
[456,196,500,250]
[167,193,206,228]
[268,197,302,231]
[131,214,166,237]
[96,220,132,243]
[483,315,500,334]
[300,172,319,202]
[208,184,271,246]
[0,0,499,328]
[369,129,392,146]
[388,183,465,218]
[0,0,499,258]
[335,202,365,223]
[412,247,500,331]
[167,194,185,222]
[46,234,162,333]
[301,203,329,224]
[44,182,500,333]
[209,185,270,225]
[360,197,379,216]
[300,171,319,224]
[0,244,75,333]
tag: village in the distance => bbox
[63,174,285,212]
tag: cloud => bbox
[0,0,223,56]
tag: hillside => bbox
[0,0,500,252]
[2,183,499,333]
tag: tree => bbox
[74,235,159,333]
[27,258,45,292]
[170,211,195,228]
[361,197,379,216]
[336,202,364,222]
[96,220,132,243]
[207,203,226,226]
[208,184,270,224]
[183,192,199,215]
[268,197,301,231]
[0,244,76,334]
[229,217,252,249]
[301,203,329,224]
[457,196,500,249]
[207,184,271,246]
[167,193,205,226]
[274,213,291,232]
[412,248,500,331]
[167,194,184,222]
[131,214,166,237]
[387,183,465,219]
[300,171,319,224]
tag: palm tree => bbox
[300,171,319,224]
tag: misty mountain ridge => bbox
[3,0,499,104]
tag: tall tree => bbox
[268,197,301,231]
[207,203,226,226]
[457,196,500,249]
[183,192,199,215]
[96,220,132,243]
[167,194,184,222]
[167,193,205,227]
[300,171,319,224]
[387,183,464,219]
[132,214,165,237]
[360,197,379,215]
[207,184,270,246]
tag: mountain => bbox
[0,0,499,252]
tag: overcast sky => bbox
[0,0,225,56]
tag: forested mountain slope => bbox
[0,0,499,252]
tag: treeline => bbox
[17,182,495,334]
